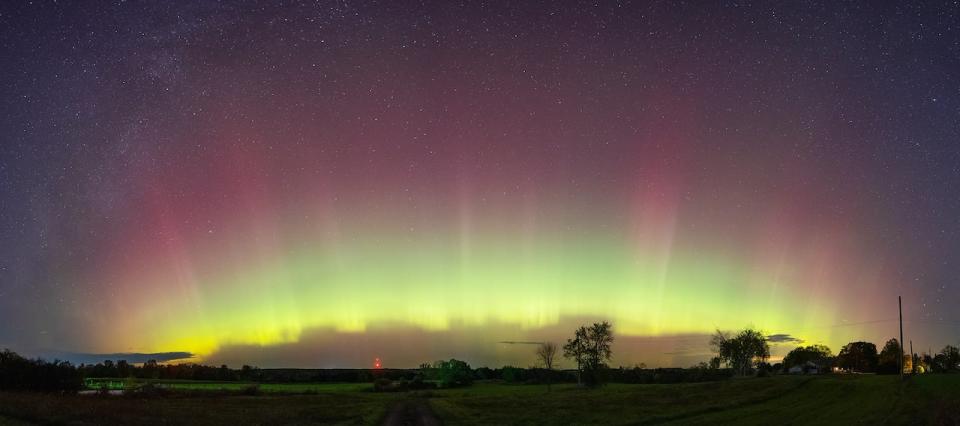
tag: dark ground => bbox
[382,399,442,426]
[1,375,959,425]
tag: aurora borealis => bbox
[2,1,959,368]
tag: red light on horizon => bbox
[374,357,382,369]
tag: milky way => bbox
[1,1,959,367]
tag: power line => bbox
[903,318,960,327]
[793,317,960,331]
[792,318,898,331]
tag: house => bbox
[788,361,820,374]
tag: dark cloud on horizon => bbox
[766,334,804,344]
[40,351,194,365]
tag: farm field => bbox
[430,375,960,425]
[0,382,397,425]
[0,375,957,425]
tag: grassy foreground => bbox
[429,375,960,425]
[0,383,398,425]
[0,375,958,425]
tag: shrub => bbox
[501,366,525,383]
[373,378,394,392]
[425,359,472,388]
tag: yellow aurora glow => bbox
[93,225,875,365]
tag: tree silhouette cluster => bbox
[611,365,733,383]
[923,345,960,373]
[0,349,82,392]
[783,344,833,373]
[77,360,254,381]
[836,341,879,373]
[420,359,473,388]
[877,339,909,374]
[779,340,960,375]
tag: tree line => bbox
[2,322,958,393]
[706,329,960,376]
[545,323,960,387]
[0,350,83,392]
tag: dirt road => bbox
[381,399,441,426]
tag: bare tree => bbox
[536,342,557,392]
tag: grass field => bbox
[0,383,398,425]
[2,375,959,425]
[429,375,960,425]
[158,381,371,393]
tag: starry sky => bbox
[1,1,959,368]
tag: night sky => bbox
[1,1,959,368]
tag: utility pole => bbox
[898,296,904,378]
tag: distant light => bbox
[374,357,382,369]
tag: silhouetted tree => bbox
[535,342,558,392]
[116,360,131,377]
[710,328,769,376]
[500,366,525,383]
[218,364,234,381]
[0,349,82,392]
[473,366,494,380]
[102,360,118,378]
[427,359,472,388]
[935,345,960,372]
[783,344,832,372]
[878,339,904,374]
[708,356,722,370]
[142,360,160,379]
[563,321,614,387]
[239,364,261,381]
[586,322,614,372]
[836,341,878,373]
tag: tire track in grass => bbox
[382,398,442,426]
[643,377,816,425]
